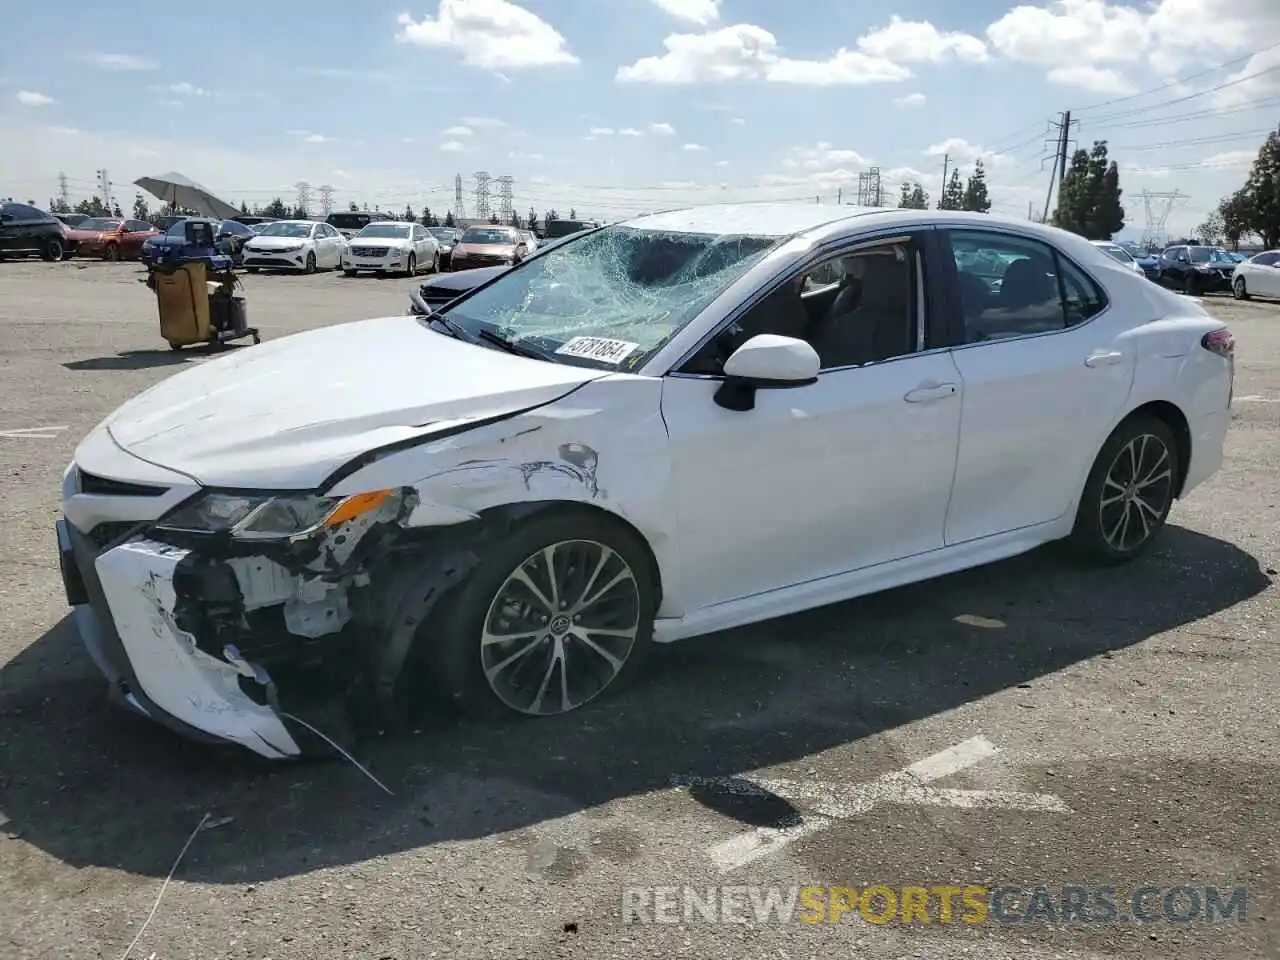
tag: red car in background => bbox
[64,217,160,261]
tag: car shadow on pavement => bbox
[63,345,250,370]
[0,524,1270,885]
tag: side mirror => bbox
[714,334,820,411]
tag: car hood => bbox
[420,265,508,296]
[246,236,312,249]
[100,315,606,489]
[454,242,517,258]
[350,238,411,249]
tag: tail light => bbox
[1202,329,1234,358]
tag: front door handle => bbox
[904,382,958,403]
[1085,350,1124,367]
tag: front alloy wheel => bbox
[1071,416,1177,564]
[482,540,641,716]
[1233,276,1248,300]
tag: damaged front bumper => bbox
[59,519,304,758]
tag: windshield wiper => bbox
[428,313,473,341]
[475,328,547,360]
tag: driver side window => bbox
[680,240,919,375]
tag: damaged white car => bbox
[58,203,1233,759]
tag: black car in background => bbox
[1156,244,1237,294]
[407,228,594,316]
[428,226,462,269]
[54,213,89,228]
[0,202,67,260]
[542,217,599,239]
[140,217,255,265]
[325,210,395,239]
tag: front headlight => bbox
[156,489,393,541]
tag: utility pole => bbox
[318,184,334,216]
[294,181,312,217]
[57,171,70,211]
[837,187,843,204]
[941,154,949,189]
[96,169,112,211]
[1041,110,1076,223]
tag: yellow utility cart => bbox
[147,220,259,351]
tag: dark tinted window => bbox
[544,219,593,238]
[3,203,45,220]
[1253,252,1278,266]
[217,220,251,235]
[948,231,1107,342]
[460,226,518,244]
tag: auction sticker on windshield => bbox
[555,336,639,364]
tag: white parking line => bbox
[1234,395,1278,403]
[676,736,1070,873]
[0,425,68,440]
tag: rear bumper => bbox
[57,518,302,759]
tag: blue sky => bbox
[2,0,1278,237]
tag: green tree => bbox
[293,203,309,219]
[49,195,71,214]
[133,193,151,221]
[74,196,107,216]
[239,200,250,215]
[421,205,438,226]
[489,212,500,224]
[898,182,928,209]
[348,201,360,212]
[403,203,415,221]
[443,210,455,227]
[961,159,991,213]
[938,168,964,210]
[1228,126,1280,248]
[1196,210,1225,246]
[263,197,290,218]
[1053,140,1124,240]
[568,208,577,219]
[1217,194,1251,250]
[528,207,538,230]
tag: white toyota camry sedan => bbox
[57,204,1234,759]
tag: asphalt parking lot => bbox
[1,258,1277,960]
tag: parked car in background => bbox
[231,215,278,228]
[67,218,160,261]
[542,217,599,239]
[58,205,1233,758]
[1090,239,1145,276]
[141,218,252,264]
[428,226,461,269]
[55,213,89,228]
[450,224,529,271]
[408,228,595,316]
[242,219,345,273]
[1157,244,1237,294]
[343,221,439,277]
[1224,251,1247,263]
[520,230,539,253]
[1231,249,1280,300]
[0,201,68,260]
[325,210,395,240]
[1134,251,1161,280]
[151,215,190,233]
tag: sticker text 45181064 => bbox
[555,336,639,364]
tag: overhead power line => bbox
[1083,62,1280,125]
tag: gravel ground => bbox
[1,257,1277,960]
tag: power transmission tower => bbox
[1041,111,1078,223]
[96,169,113,211]
[57,171,70,210]
[473,171,491,221]
[318,184,334,216]
[1140,190,1185,250]
[452,173,467,221]
[496,175,514,223]
[854,167,883,206]
[294,181,312,216]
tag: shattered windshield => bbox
[436,224,782,370]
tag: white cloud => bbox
[43,125,80,135]
[1213,43,1280,107]
[304,134,333,144]
[443,125,473,136]
[616,23,909,86]
[716,159,730,166]
[648,0,720,25]
[440,140,467,152]
[682,142,709,151]
[1199,149,1257,171]
[168,82,208,97]
[76,52,158,71]
[857,16,987,63]
[589,126,615,135]
[619,128,645,136]
[462,116,509,128]
[924,137,1011,168]
[16,90,54,106]
[893,92,927,107]
[783,142,869,170]
[395,0,578,70]
[648,122,676,135]
[157,99,183,108]
[1048,64,1134,94]
[403,137,416,143]
[730,117,746,125]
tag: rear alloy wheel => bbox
[431,251,440,273]
[426,513,656,721]
[1071,416,1178,564]
[1182,274,1198,296]
[41,237,64,262]
[406,253,417,277]
[104,243,120,262]
[1233,276,1249,300]
[303,251,316,274]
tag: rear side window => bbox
[1057,256,1108,327]
[1253,252,1278,266]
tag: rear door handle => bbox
[904,382,958,403]
[1085,350,1125,367]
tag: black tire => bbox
[430,251,439,273]
[343,269,357,277]
[246,267,259,274]
[1069,415,1179,565]
[422,510,657,722]
[1233,276,1248,300]
[168,341,181,351]
[41,237,64,262]
[303,252,316,274]
[1182,273,1197,296]
[406,253,417,277]
[104,243,120,262]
